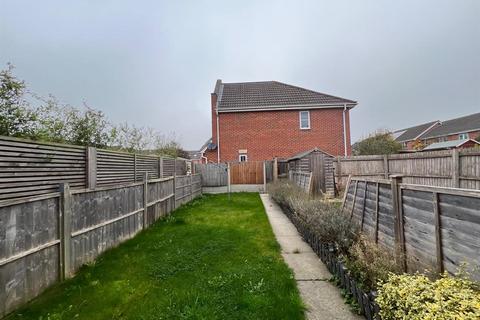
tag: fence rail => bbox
[0,135,189,202]
[335,149,480,190]
[343,176,480,279]
[0,173,201,317]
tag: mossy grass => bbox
[7,193,304,320]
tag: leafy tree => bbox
[353,131,402,155]
[0,64,186,153]
[411,139,425,151]
[0,64,37,137]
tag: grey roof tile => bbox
[395,121,440,142]
[421,112,480,139]
[216,81,356,111]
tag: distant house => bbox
[186,139,213,164]
[204,80,357,163]
[394,112,480,151]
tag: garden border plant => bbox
[268,180,480,320]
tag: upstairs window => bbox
[459,133,469,140]
[239,154,248,162]
[299,111,310,129]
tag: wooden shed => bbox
[287,148,335,196]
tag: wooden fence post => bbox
[190,174,193,201]
[374,182,380,243]
[173,159,177,209]
[159,157,164,178]
[134,154,137,182]
[383,154,389,179]
[336,157,342,187]
[227,163,231,194]
[360,181,368,231]
[263,161,267,193]
[86,146,97,189]
[59,183,72,280]
[143,172,148,228]
[433,192,444,273]
[273,157,278,182]
[350,180,359,219]
[341,175,352,212]
[391,175,406,270]
[452,149,460,188]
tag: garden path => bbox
[260,194,362,320]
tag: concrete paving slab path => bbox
[260,194,362,320]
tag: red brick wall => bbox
[206,108,351,162]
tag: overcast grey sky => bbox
[1,0,479,149]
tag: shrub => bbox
[268,181,358,254]
[344,235,402,291]
[377,272,480,320]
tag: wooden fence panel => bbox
[96,149,135,186]
[0,172,199,317]
[70,184,144,271]
[401,189,437,271]
[175,174,202,207]
[0,136,86,201]
[343,177,480,279]
[195,163,228,187]
[0,135,189,201]
[289,171,313,193]
[336,149,480,191]
[230,162,264,184]
[0,195,61,317]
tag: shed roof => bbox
[422,139,479,151]
[287,147,334,161]
[214,80,357,112]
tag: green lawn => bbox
[8,193,304,320]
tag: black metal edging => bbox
[278,203,381,320]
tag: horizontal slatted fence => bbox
[0,135,189,201]
[0,173,200,317]
[335,149,480,191]
[343,177,480,280]
[0,136,86,201]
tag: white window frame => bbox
[438,136,448,142]
[458,133,469,140]
[299,111,310,130]
[239,154,248,162]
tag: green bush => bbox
[344,235,402,291]
[268,181,358,254]
[377,272,480,319]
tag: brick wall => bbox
[206,108,351,162]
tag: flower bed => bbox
[279,202,379,319]
[269,181,480,320]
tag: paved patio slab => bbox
[260,194,362,320]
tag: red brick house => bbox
[394,112,480,151]
[204,80,357,163]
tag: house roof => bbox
[421,112,480,139]
[422,139,480,151]
[394,121,440,142]
[186,151,202,160]
[287,147,334,161]
[214,80,357,112]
